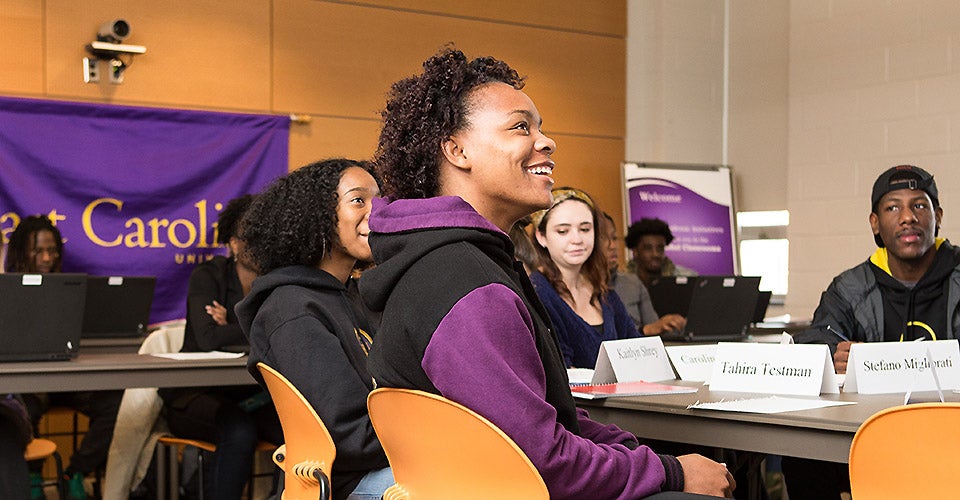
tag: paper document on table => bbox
[150,351,244,360]
[566,368,595,385]
[687,396,856,414]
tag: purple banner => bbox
[625,172,735,275]
[0,96,288,324]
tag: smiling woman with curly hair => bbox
[237,158,392,500]
[374,46,523,201]
[360,47,734,499]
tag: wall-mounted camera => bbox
[98,19,131,43]
[84,19,146,85]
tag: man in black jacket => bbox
[786,164,960,499]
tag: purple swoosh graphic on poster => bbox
[627,178,734,275]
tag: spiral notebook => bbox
[570,380,697,399]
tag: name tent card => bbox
[666,344,717,382]
[592,337,675,384]
[843,340,960,394]
[709,343,840,396]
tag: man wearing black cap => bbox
[784,164,957,499]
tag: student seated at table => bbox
[626,217,698,289]
[528,187,641,369]
[237,159,392,500]
[600,211,687,336]
[360,46,734,499]
[159,195,284,500]
[5,215,122,500]
[786,164,958,500]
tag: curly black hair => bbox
[241,158,377,275]
[216,194,255,245]
[374,46,525,199]
[624,217,674,249]
[4,215,63,273]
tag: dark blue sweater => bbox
[530,271,641,368]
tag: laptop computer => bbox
[662,275,761,342]
[648,276,699,316]
[82,276,156,338]
[0,273,86,361]
[752,290,773,324]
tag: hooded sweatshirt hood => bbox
[237,265,346,334]
[869,239,960,341]
[360,196,512,312]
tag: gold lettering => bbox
[186,254,197,264]
[1,212,20,245]
[147,219,168,248]
[175,254,184,264]
[46,209,66,226]
[195,200,209,248]
[82,198,123,247]
[167,219,197,248]
[123,219,148,248]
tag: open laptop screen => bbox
[82,276,156,338]
[0,273,86,361]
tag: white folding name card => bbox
[666,344,717,382]
[709,343,840,396]
[843,340,960,394]
[592,337,675,384]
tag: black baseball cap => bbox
[871,165,939,247]
[871,165,938,212]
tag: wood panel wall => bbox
[1,0,626,225]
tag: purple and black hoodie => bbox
[360,196,684,499]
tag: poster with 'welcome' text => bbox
[621,162,737,275]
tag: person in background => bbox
[601,212,686,335]
[785,164,958,500]
[237,159,392,500]
[5,215,122,500]
[529,187,639,368]
[626,217,698,288]
[360,46,734,499]
[159,194,283,500]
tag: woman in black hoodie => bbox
[236,158,391,500]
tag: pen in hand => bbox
[826,325,850,342]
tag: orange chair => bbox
[366,388,548,500]
[257,362,336,500]
[155,436,276,500]
[849,402,960,499]
[24,438,65,499]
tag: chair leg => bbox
[168,446,179,500]
[53,449,66,500]
[155,444,168,500]
[196,451,204,500]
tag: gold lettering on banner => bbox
[196,200,209,248]
[168,219,197,248]
[146,219,169,248]
[1,212,20,244]
[124,219,148,248]
[83,198,123,247]
[175,253,215,265]
[42,198,225,251]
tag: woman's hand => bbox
[677,454,736,498]
[205,300,228,326]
